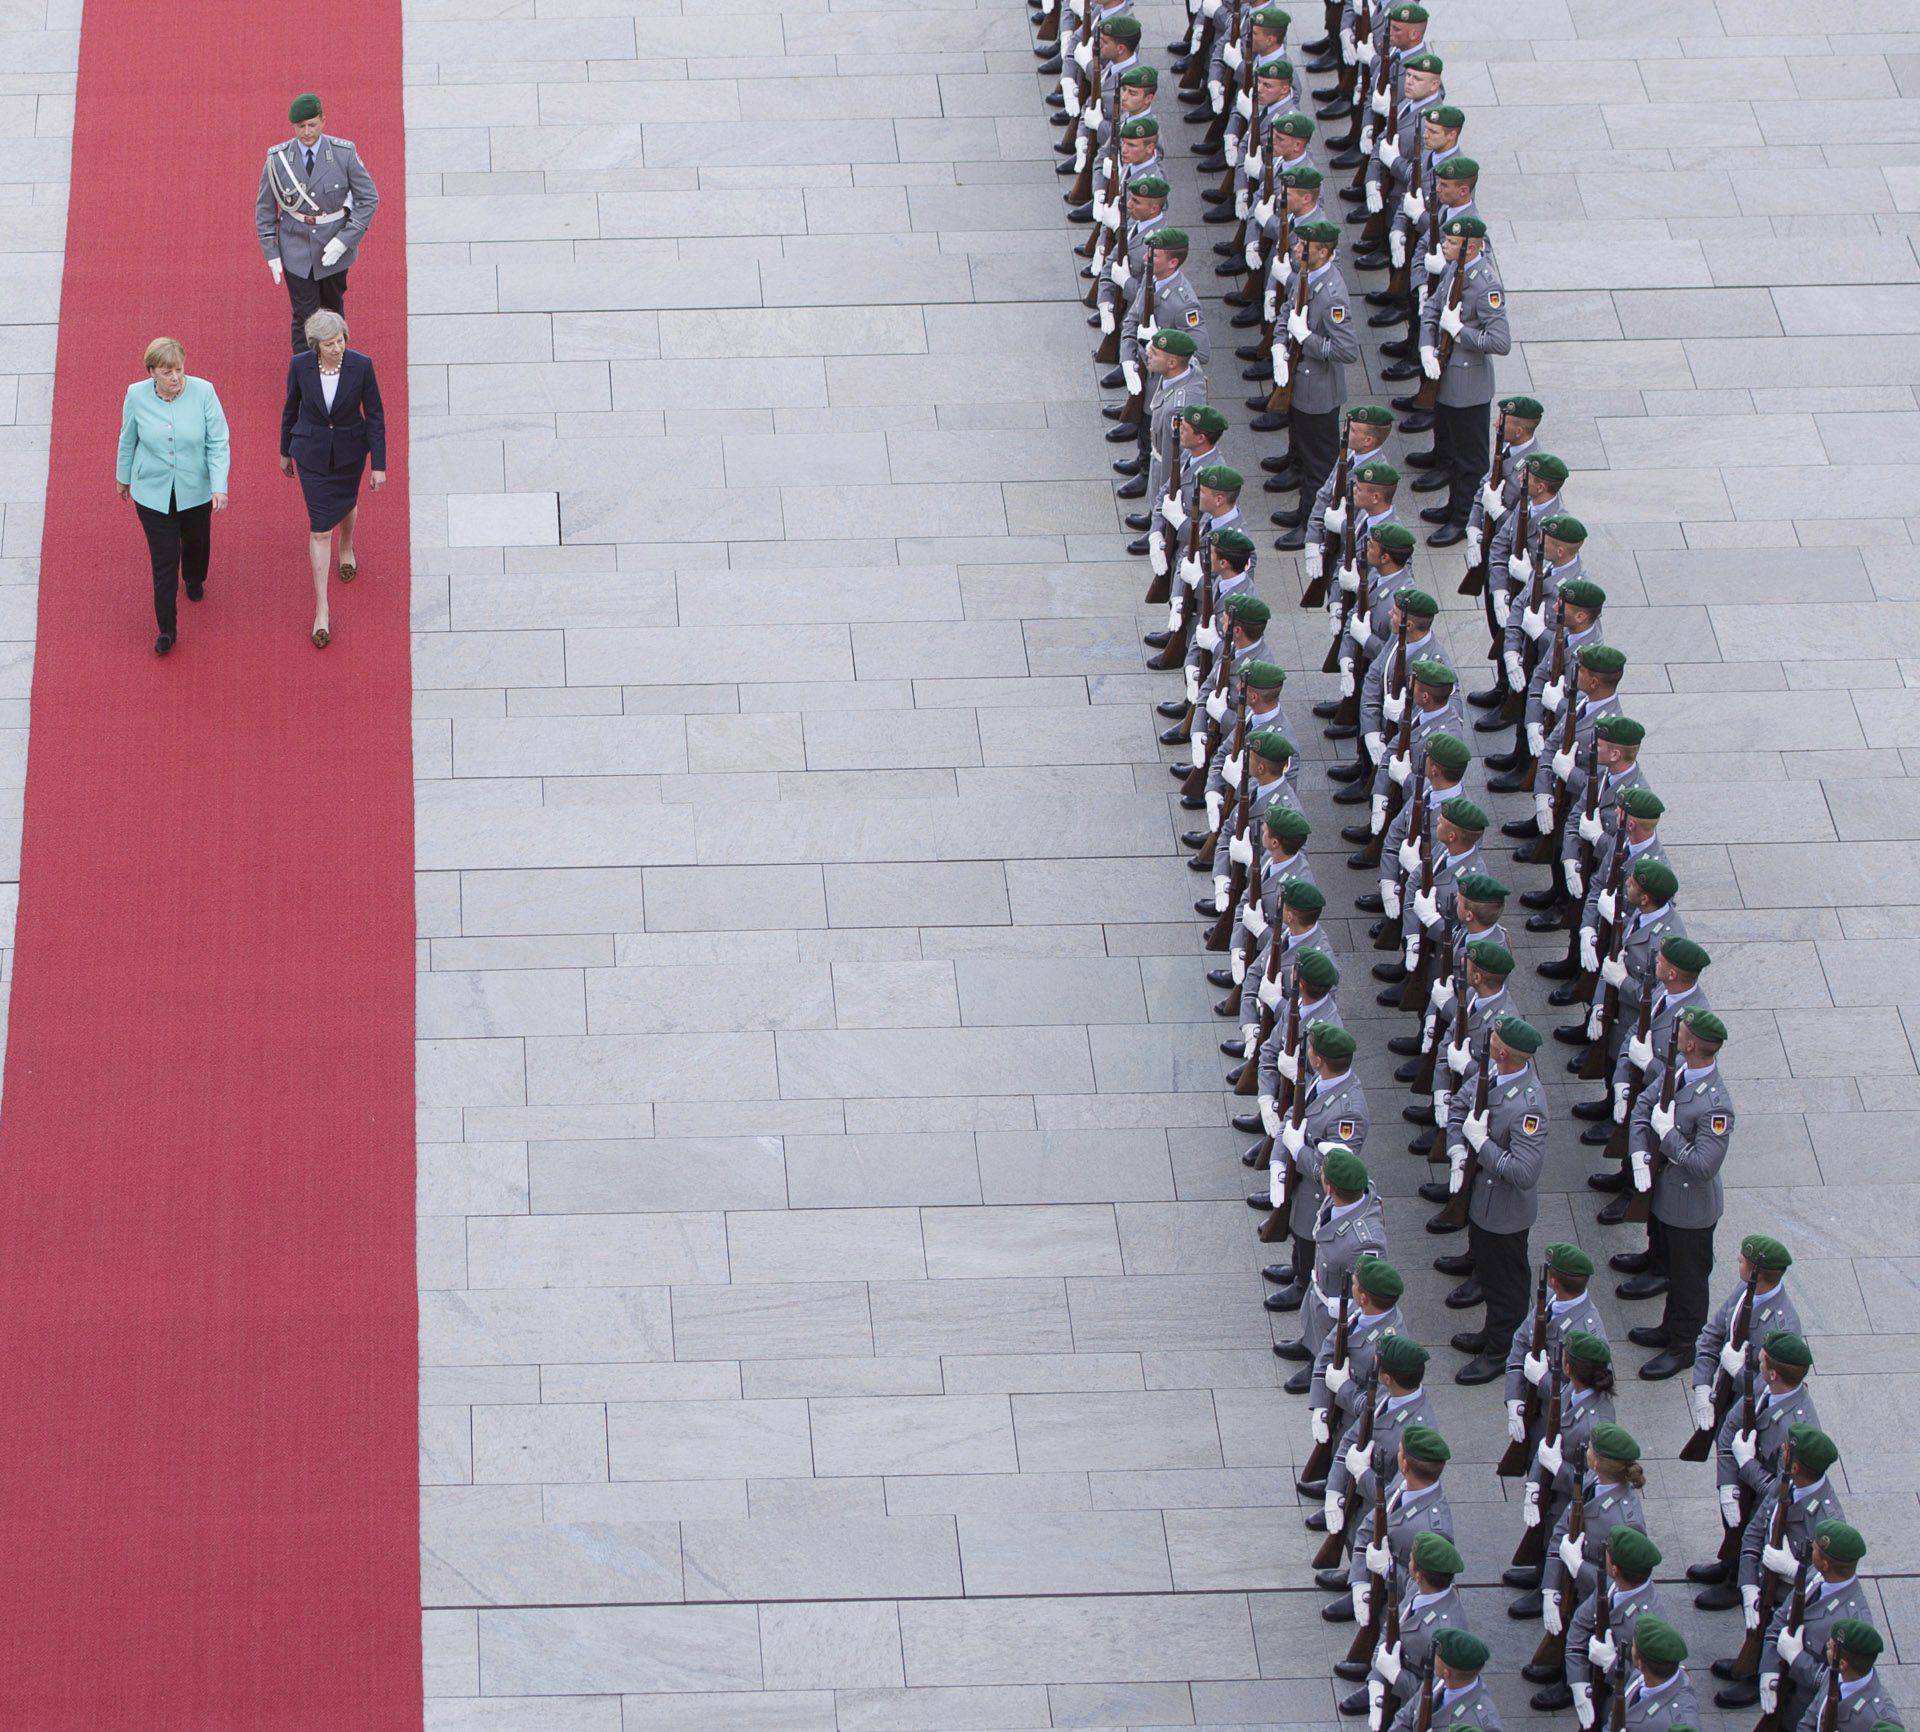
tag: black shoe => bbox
[1715,1680,1761,1709]
[1433,1253,1473,1277]
[1522,1659,1562,1686]
[1486,751,1520,775]
[1234,1114,1263,1136]
[1321,1594,1355,1623]
[1261,452,1298,475]
[1357,892,1384,913]
[1337,1686,1371,1717]
[1503,1564,1542,1590]
[1419,504,1450,524]
[1180,793,1205,810]
[1519,889,1558,912]
[1456,1354,1501,1386]
[1467,684,1507,709]
[1330,148,1362,169]
[1039,54,1062,72]
[1425,1207,1464,1235]
[1144,630,1173,651]
[1250,411,1286,432]
[1530,1684,1573,1713]
[1417,1180,1450,1205]
[1408,1132,1437,1161]
[185,582,204,602]
[1367,306,1402,328]
[1389,1035,1419,1058]
[1609,1246,1648,1270]
[1473,710,1509,735]
[1580,1123,1613,1147]
[1118,479,1147,501]
[1162,727,1192,748]
[1248,1191,1274,1209]
[1204,961,1231,981]
[1687,1560,1728,1586]
[1157,699,1188,719]
[1597,1196,1633,1227]
[1640,1350,1686,1381]
[1274,527,1308,550]
[1372,961,1407,985]
[1695,1580,1741,1611]
[1449,1331,1488,1356]
[1328,761,1365,785]
[1380,361,1418,383]
[1538,958,1578,982]
[1507,1589,1543,1619]
[1332,785,1368,806]
[1262,1264,1289,1284]
[1554,1022,1588,1046]
[1711,1660,1741,1683]
[1124,512,1152,532]
[1546,978,1584,1002]
[1266,1281,1306,1310]
[1399,411,1435,435]
[155,633,174,656]
[1271,509,1307,529]
[1196,897,1219,915]
[1105,422,1139,441]
[1627,1324,1669,1349]
[1487,773,1530,795]
[1128,535,1152,556]
[1285,1366,1311,1394]
[1570,1098,1609,1122]
[1427,523,1466,548]
[1344,831,1374,850]
[1271,1332,1312,1354]
[1230,307,1261,327]
[1396,1067,1420,1090]
[1114,457,1142,478]
[1445,1279,1483,1310]
[1334,1658,1372,1684]
[1621,1276,1669,1303]
[1067,203,1094,224]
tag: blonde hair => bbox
[304,310,348,351]
[144,337,185,372]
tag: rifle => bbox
[1301,432,1345,611]
[1035,0,1065,47]
[1409,1665,1434,1732]
[1498,545,1544,725]
[1713,1332,1761,1575]
[1579,886,1627,1083]
[1605,1622,1628,1732]
[1257,1009,1309,1244]
[1588,1568,1615,1725]
[1215,6,1259,194]
[1815,1655,1841,1732]
[1346,41,1390,182]
[1299,1291,1349,1483]
[1620,1013,1681,1221]
[1374,757,1423,953]
[1395,794,1441,1008]
[1321,487,1360,673]
[1491,482,1531,657]
[1184,628,1238,804]
[1344,1473,1393,1664]
[1524,675,1580,867]
[1735,1440,1800,1689]
[1234,129,1278,297]
[1332,5,1371,142]
[1499,1261,1552,1477]
[1330,554,1373,717]
[1437,1044,1490,1229]
[1179,0,1215,96]
[1253,198,1293,366]
[1681,1271,1757,1462]
[1087,129,1127,313]
[1410,253,1464,413]
[1200,0,1249,154]
[1207,770,1254,952]
[1266,239,1312,414]
[1366,628,1415,870]
[1118,263,1158,428]
[1512,1361,1560,1578]
[1315,1361,1379,1569]
[1411,919,1463,1097]
[1248,971,1301,1158]
[1752,1555,1810,1729]
[1534,1483,1587,1677]
[1065,59,1106,205]
[1606,992,1656,1167]
[1459,435,1505,599]
[1142,416,1191,613]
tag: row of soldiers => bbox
[1026,0,1896,1727]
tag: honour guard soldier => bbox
[1500,1242,1606,1425]
[1326,1424,1453,1622]
[1750,1529,1876,1725]
[1617,1616,1699,1730]
[1695,1331,1820,1590]
[1342,1528,1467,1721]
[1311,1327,1432,1524]
[1267,217,1358,507]
[1409,215,1508,522]
[1388,1626,1495,1729]
[1272,1145,1387,1348]
[1527,1421,1648,1621]
[1450,393,1542,554]
[1777,1618,1896,1732]
[1708,1423,1844,1639]
[1541,1526,1666,1721]
[1683,1236,1800,1441]
[256,93,379,356]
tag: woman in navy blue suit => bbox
[280,308,385,647]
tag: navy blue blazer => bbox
[281,349,386,473]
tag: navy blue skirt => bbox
[297,452,366,533]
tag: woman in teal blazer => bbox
[116,336,230,655]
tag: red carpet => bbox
[0,0,420,1724]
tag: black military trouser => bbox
[1470,1218,1530,1351]
[134,488,211,639]
[285,266,349,356]
[1651,1215,1715,1354]
[1290,407,1339,501]
[1433,398,1490,528]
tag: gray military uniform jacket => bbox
[1548,1474,1647,1606]
[1431,985,1514,1124]
[1330,1380,1434,1504]
[1791,1664,1901,1732]
[1594,900,1687,1059]
[1291,261,1359,416]
[1693,1279,1800,1392]
[1304,1186,1389,1353]
[1371,1580,1467,1712]
[1718,1381,1822,1496]
[1466,431,1538,543]
[1123,264,1211,369]
[1347,1474,1453,1589]
[1420,253,1511,409]
[1630,1057,1734,1230]
[1620,1670,1700,1730]
[1283,1068,1371,1237]
[1253,981,1338,1099]
[1388,1673,1498,1731]
[1561,759,1652,876]
[1451,1061,1550,1233]
[1563,1575,1667,1689]
[1739,1473,1845,1592]
[1504,1291,1608,1405]
[1145,365,1208,532]
[1536,688,1627,806]
[1311,1298,1401,1412]
[1371,692,1466,809]
[255,134,379,279]
[1766,1578,1879,1713]
[1361,626,1451,748]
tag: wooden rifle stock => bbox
[1410,913,1461,1090]
[1410,254,1464,412]
[1438,1046,1489,1227]
[1749,1554,1809,1716]
[1300,432,1346,609]
[1815,1655,1841,1732]
[1606,991,1654,1165]
[1458,437,1506,597]
[1681,1272,1756,1462]
[1372,759,1420,954]
[1624,1019,1682,1220]
[1199,0,1247,151]
[1498,1262,1552,1477]
[1142,416,1188,611]
[1036,0,1063,45]
[1216,12,1258,204]
[1714,1336,1761,1571]
[1298,1291,1349,1483]
[1604,1625,1628,1732]
[1257,1016,1310,1242]
[1735,1441,1799,1683]
[1344,1487,1392,1663]
[1206,774,1253,951]
[1314,1363,1379,1568]
[1266,244,1312,413]
[1182,604,1234,800]
[1410,1665,1434,1732]
[1525,659,1579,866]
[1511,1364,1560,1574]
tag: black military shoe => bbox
[1427,523,1466,547]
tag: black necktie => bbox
[304,147,315,176]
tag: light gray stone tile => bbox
[870,1278,1074,1357]
[527,1138,788,1213]
[478,1606,763,1696]
[759,1602,905,1691]
[897,1595,1259,1686]
[811,1395,1018,1476]
[607,1398,814,1481]
[670,1281,874,1361]
[681,1515,962,1601]
[956,1510,1172,1597]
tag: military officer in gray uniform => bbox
[1348,1529,1469,1722]
[1545,1523,1668,1721]
[1125,328,1208,540]
[1716,1424,1845,1652]
[1683,1235,1799,1444]
[1310,1324,1429,1520]
[1273,1146,1387,1357]
[1784,1619,1896,1732]
[1329,1423,1454,1623]
[1582,930,1710,1160]
[1413,214,1509,534]
[256,92,379,356]
[1259,1022,1369,1315]
[1388,1622,1496,1730]
[1559,855,1683,1066]
[1707,1331,1820,1551]
[1752,1529,1877,1726]
[1488,561,1600,793]
[1533,1421,1648,1619]
[1450,392,1543,554]
[1241,927,1337,1118]
[1118,226,1212,388]
[1614,1617,1699,1731]
[1093,167,1170,341]
[1500,1241,1607,1417]
[1269,217,1358,510]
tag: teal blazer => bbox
[116,375,230,511]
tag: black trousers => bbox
[134,489,211,638]
[1290,407,1339,501]
[1652,1215,1715,1353]
[285,266,349,356]
[1434,398,1490,528]
[1470,1218,1530,1349]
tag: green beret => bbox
[1210,525,1254,558]
[1557,579,1605,611]
[1181,404,1228,437]
[1618,786,1663,819]
[1296,947,1338,990]
[1455,870,1507,903]
[1354,459,1400,487]
[1280,164,1324,189]
[1590,1421,1640,1463]
[1323,1147,1370,1197]
[1379,1333,1429,1377]
[1429,106,1465,130]
[288,92,322,124]
[1119,115,1160,139]
[1442,214,1486,239]
[1742,1233,1791,1272]
[1682,1007,1727,1045]
[1764,1330,1812,1369]
[1100,12,1142,40]
[1565,1328,1610,1366]
[1432,1628,1486,1671]
[1441,795,1487,832]
[1541,514,1588,544]
[1499,395,1545,420]
[1525,453,1570,486]
[1223,591,1270,629]
[1395,585,1440,618]
[1196,464,1244,493]
[1411,1530,1463,1575]
[1254,55,1293,80]
[1832,1619,1882,1661]
[1252,4,1293,27]
[1118,65,1159,89]
[1814,1518,1865,1562]
[1609,1527,1661,1574]
[1267,805,1311,844]
[1791,1426,1839,1478]
[1272,111,1316,139]
[1576,644,1626,680]
[1465,939,1514,976]
[1389,1,1429,17]
[1412,656,1456,689]
[1595,713,1645,746]
[1402,1423,1450,1465]
[1406,54,1443,76]
[1633,1615,1686,1667]
[1294,218,1341,245]
[1310,1020,1357,1063]
[1147,225,1189,251]
[1151,328,1197,356]
[1425,732,1471,773]
[1348,403,1394,427]
[1631,858,1677,902]
[1494,1013,1542,1054]
[1374,524,1416,557]
[1127,173,1170,199]
[1282,880,1325,914]
[1240,658,1285,690]
[1661,935,1710,973]
[1247,729,1294,763]
[1435,153,1477,179]
[1546,1241,1594,1278]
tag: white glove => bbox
[1579,929,1600,974]
[1348,610,1371,648]
[1364,1539,1389,1577]
[1351,1581,1371,1622]
[1388,228,1407,268]
[1438,302,1463,339]
[1526,722,1546,757]
[1543,1589,1563,1636]
[1207,77,1226,112]
[1179,554,1203,590]
[1630,1149,1651,1192]
[1413,886,1439,929]
[1447,1143,1467,1192]
[1338,563,1360,594]
[1403,186,1426,221]
[1344,1442,1370,1480]
[1246,151,1263,182]
[1324,1485,1346,1528]
[1148,535,1169,577]
[1491,594,1510,631]
[1353,33,1373,64]
[1602,955,1628,990]
[1689,1382,1716,1432]
[320,236,346,270]
[1214,875,1231,914]
[267,256,284,285]
[1111,252,1133,290]
[1463,526,1482,563]
[1234,87,1252,120]
[1462,1109,1488,1151]
[1259,1095,1280,1136]
[1312,1406,1331,1444]
[1192,732,1211,771]
[1629,1032,1653,1071]
[1164,594,1185,633]
[1504,651,1526,689]
[1370,85,1390,116]
[1061,80,1082,117]
[1073,37,1094,67]
[1231,947,1247,987]
[1098,299,1117,335]
[1263,282,1279,321]
[1532,795,1555,841]
[1424,247,1445,276]
[1381,877,1401,918]
[1281,1120,1307,1158]
[1378,134,1400,169]
[1222,39,1243,68]
[1244,900,1268,938]
[1537,1433,1563,1477]
[1244,236,1263,270]
[1777,1626,1804,1666]
[1376,1641,1403,1686]
[1396,837,1419,876]
[1760,1673,1781,1714]
[1578,809,1604,847]
[1558,1533,1583,1576]
[1327,1359,1353,1396]
[1187,671,1204,714]
[1522,603,1546,641]
[1572,1682,1594,1729]
[1430,974,1455,1012]
[1382,687,1406,725]
[1542,676,1566,715]
[1074,134,1091,173]
[1718,1340,1745,1380]
[1588,1631,1616,1672]
[1160,490,1188,533]
[1763,1540,1796,1580]
[1241,1021,1259,1057]
[1508,553,1530,584]
[1288,308,1310,346]
[1612,1081,1629,1125]
[1205,687,1228,723]
[1363,730,1385,763]
[1524,1350,1549,1387]
[1257,970,1281,1008]
[1743,1584,1762,1630]
[1229,831,1254,867]
[1732,1429,1757,1470]
[1195,620,1221,653]
[1506,1400,1526,1443]
[1419,344,1440,380]
[1254,195,1275,228]
[1402,935,1421,972]
[1522,1476,1542,1527]
[1370,792,1389,833]
[1564,860,1584,901]
[1650,1099,1675,1140]
[1447,1040,1470,1077]
[1099,199,1122,232]
[1388,753,1410,787]
[1121,360,1142,396]
[1366,179,1383,213]
[1596,885,1618,924]
[1271,347,1290,387]
[1481,481,1506,520]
